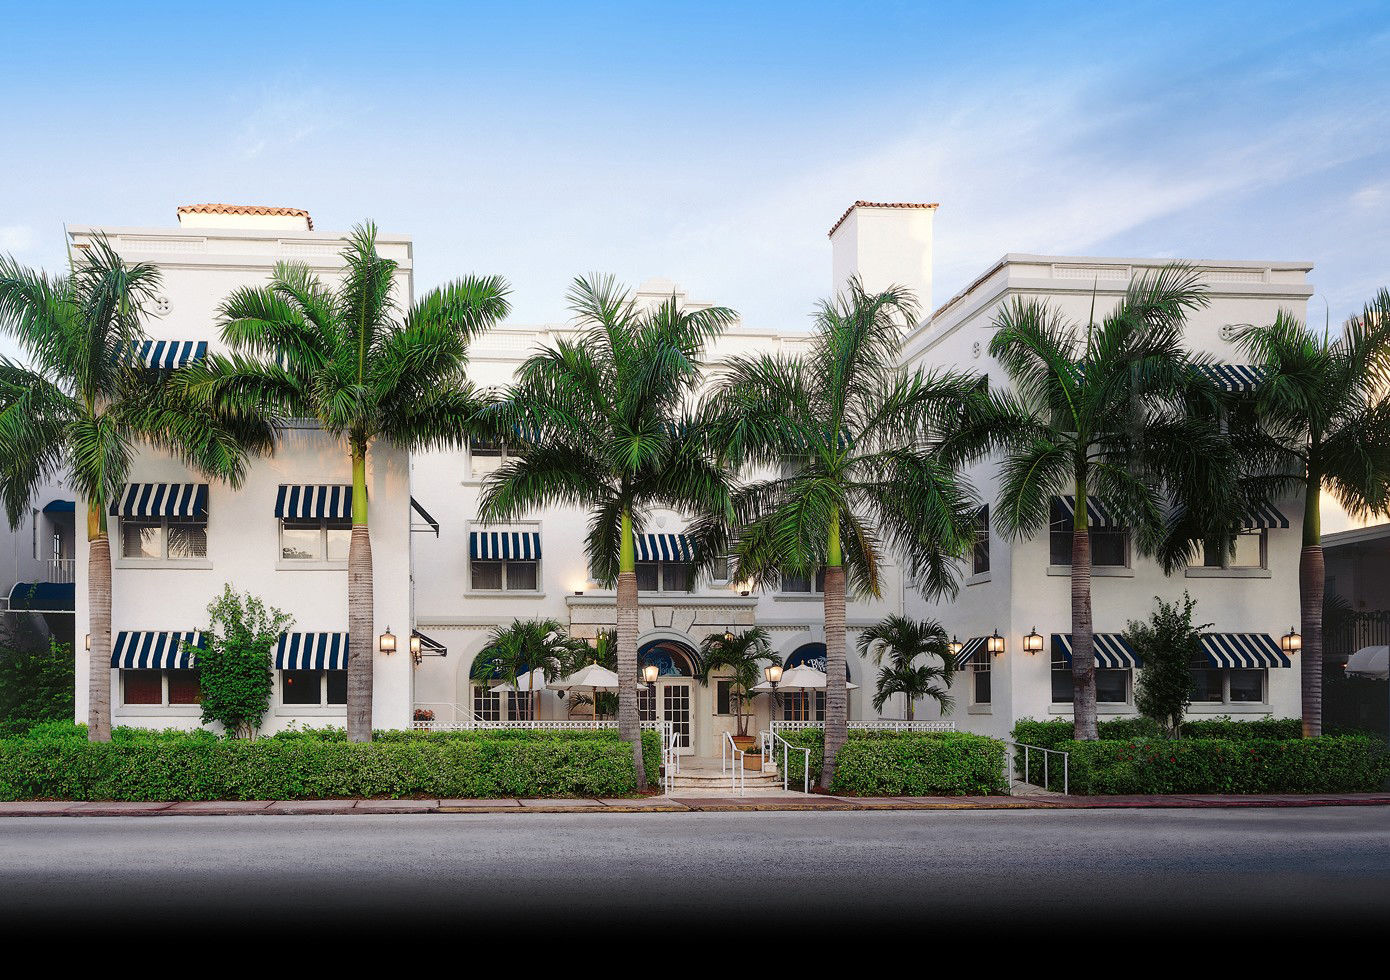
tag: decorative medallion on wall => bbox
[1219,324,1237,342]
[152,295,172,318]
[972,340,982,359]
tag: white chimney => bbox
[828,201,938,317]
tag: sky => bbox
[1,0,1388,334]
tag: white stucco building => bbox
[62,200,1319,749]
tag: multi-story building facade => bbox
[0,476,76,647]
[62,201,1317,750]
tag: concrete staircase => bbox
[663,757,797,795]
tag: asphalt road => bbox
[2,808,1386,938]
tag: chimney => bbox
[828,201,938,316]
[176,203,314,231]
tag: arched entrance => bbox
[638,639,698,755]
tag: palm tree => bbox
[470,618,570,720]
[0,237,274,741]
[857,614,955,720]
[702,277,1004,788]
[186,223,510,741]
[988,266,1229,740]
[1232,293,1390,735]
[697,626,775,738]
[478,275,737,789]
[559,628,618,719]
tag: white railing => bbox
[721,731,746,796]
[660,721,679,794]
[45,558,75,584]
[1005,741,1069,795]
[765,728,811,793]
[770,719,957,734]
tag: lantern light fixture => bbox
[1023,627,1044,653]
[642,663,660,686]
[764,663,783,688]
[986,629,1006,656]
[84,634,91,651]
[1281,627,1302,654]
[410,634,422,657]
[379,627,397,654]
[947,635,963,657]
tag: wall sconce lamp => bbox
[1281,627,1302,654]
[1023,627,1044,654]
[986,630,1006,656]
[379,627,397,654]
[947,635,963,658]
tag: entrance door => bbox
[662,682,693,755]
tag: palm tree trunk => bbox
[821,566,848,790]
[1300,480,1323,737]
[86,504,112,743]
[346,444,374,743]
[616,509,646,790]
[1071,528,1098,741]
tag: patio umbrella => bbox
[1345,645,1389,681]
[548,662,622,719]
[750,665,859,692]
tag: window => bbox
[507,692,534,721]
[636,560,692,593]
[973,506,990,576]
[280,669,346,706]
[471,556,539,591]
[468,438,508,479]
[1190,657,1266,704]
[716,680,733,715]
[121,669,201,706]
[781,568,826,595]
[1051,654,1130,703]
[1194,530,1266,569]
[1050,500,1127,567]
[280,517,351,562]
[709,555,732,584]
[472,685,501,722]
[121,517,207,561]
[781,690,825,721]
[970,651,991,705]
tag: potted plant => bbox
[699,627,776,755]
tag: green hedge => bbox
[1011,716,1303,751]
[0,725,662,801]
[1063,736,1390,794]
[772,729,1008,796]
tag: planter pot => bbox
[742,753,763,772]
[731,735,757,753]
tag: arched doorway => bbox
[780,643,854,722]
[638,639,698,755]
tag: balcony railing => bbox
[44,558,75,584]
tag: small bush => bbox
[1011,716,1303,752]
[772,729,1008,796]
[0,727,662,800]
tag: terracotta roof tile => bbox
[827,201,939,238]
[176,203,314,230]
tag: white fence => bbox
[45,558,75,584]
[770,720,957,734]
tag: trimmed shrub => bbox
[772,729,1008,796]
[0,727,662,801]
[1063,736,1390,795]
[1011,716,1303,752]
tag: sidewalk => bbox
[2,792,1388,816]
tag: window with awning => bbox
[275,485,352,520]
[110,483,208,518]
[1051,633,1141,669]
[275,632,349,670]
[125,340,209,370]
[1197,633,1290,669]
[110,484,209,561]
[111,630,206,669]
[636,533,695,592]
[469,530,541,560]
[1197,363,1265,393]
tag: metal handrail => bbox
[767,728,811,793]
[721,731,746,795]
[1004,740,1069,795]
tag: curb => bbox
[2,794,1388,816]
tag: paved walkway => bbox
[2,792,1388,816]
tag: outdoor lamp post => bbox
[947,636,963,658]
[379,627,397,654]
[723,627,735,643]
[987,629,1006,656]
[643,663,659,692]
[1281,627,1302,654]
[764,663,783,690]
[1023,627,1044,653]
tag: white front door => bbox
[640,681,694,755]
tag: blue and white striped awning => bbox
[1052,633,1142,669]
[1053,496,1120,530]
[1199,633,1291,668]
[1241,502,1290,530]
[469,530,542,560]
[275,485,352,520]
[1199,363,1265,393]
[127,340,209,370]
[111,631,205,669]
[954,636,988,669]
[635,533,694,562]
[275,632,349,670]
[109,483,208,518]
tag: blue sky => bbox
[1,0,1387,331]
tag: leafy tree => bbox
[0,238,273,741]
[0,616,73,735]
[186,223,511,741]
[1128,593,1209,737]
[1230,292,1390,735]
[470,618,570,720]
[195,585,293,738]
[858,615,955,720]
[988,266,1229,740]
[702,277,1002,787]
[478,275,737,789]
[698,626,775,738]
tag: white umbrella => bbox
[494,668,549,693]
[548,662,621,691]
[751,665,859,692]
[1345,645,1389,680]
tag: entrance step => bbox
[665,767,787,793]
